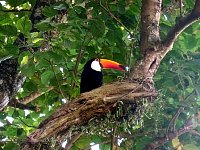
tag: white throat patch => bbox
[91,60,101,72]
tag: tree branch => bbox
[64,132,83,150]
[129,0,200,82]
[162,0,200,56]
[111,126,117,150]
[166,107,184,135]
[8,100,38,111]
[99,0,133,37]
[19,86,54,104]
[20,81,157,147]
[190,130,200,136]
[145,113,200,150]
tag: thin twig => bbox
[71,34,92,90]
[166,90,195,136]
[99,0,133,37]
[111,126,117,150]
[20,86,54,104]
[146,116,200,150]
[49,60,67,100]
[71,49,85,90]
[64,132,83,150]
[8,100,38,111]
[190,130,200,136]
[179,0,183,17]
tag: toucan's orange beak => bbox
[99,59,127,71]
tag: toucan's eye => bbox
[95,58,102,67]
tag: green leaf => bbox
[18,109,25,118]
[36,21,53,32]
[184,34,198,51]
[4,44,19,56]
[47,51,65,64]
[6,0,25,7]
[75,135,91,149]
[17,128,25,136]
[134,137,153,150]
[12,110,19,118]
[183,144,199,150]
[16,16,32,34]
[69,49,78,56]
[6,127,17,136]
[53,3,67,10]
[0,112,7,119]
[168,97,174,105]
[23,81,37,92]
[3,141,19,150]
[41,70,54,84]
[0,25,17,36]
[19,51,33,65]
[20,55,29,65]
[19,52,36,76]
[42,6,58,17]
[0,13,13,24]
[20,60,35,77]
[100,144,110,150]
[74,6,87,19]
[197,96,200,105]
[89,19,105,38]
[91,135,104,143]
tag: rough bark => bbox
[0,0,199,149]
[0,38,26,111]
[129,0,162,82]
[0,0,56,110]
[129,0,200,82]
[20,82,157,149]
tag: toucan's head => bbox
[80,58,128,93]
[90,58,128,72]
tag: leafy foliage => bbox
[0,0,200,149]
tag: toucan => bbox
[80,58,127,93]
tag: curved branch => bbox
[129,0,200,81]
[20,81,157,147]
[145,113,200,150]
[162,0,200,56]
[145,128,194,150]
[99,0,133,37]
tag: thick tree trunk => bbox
[129,0,162,82]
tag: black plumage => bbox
[80,59,103,93]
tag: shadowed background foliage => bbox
[0,0,200,149]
